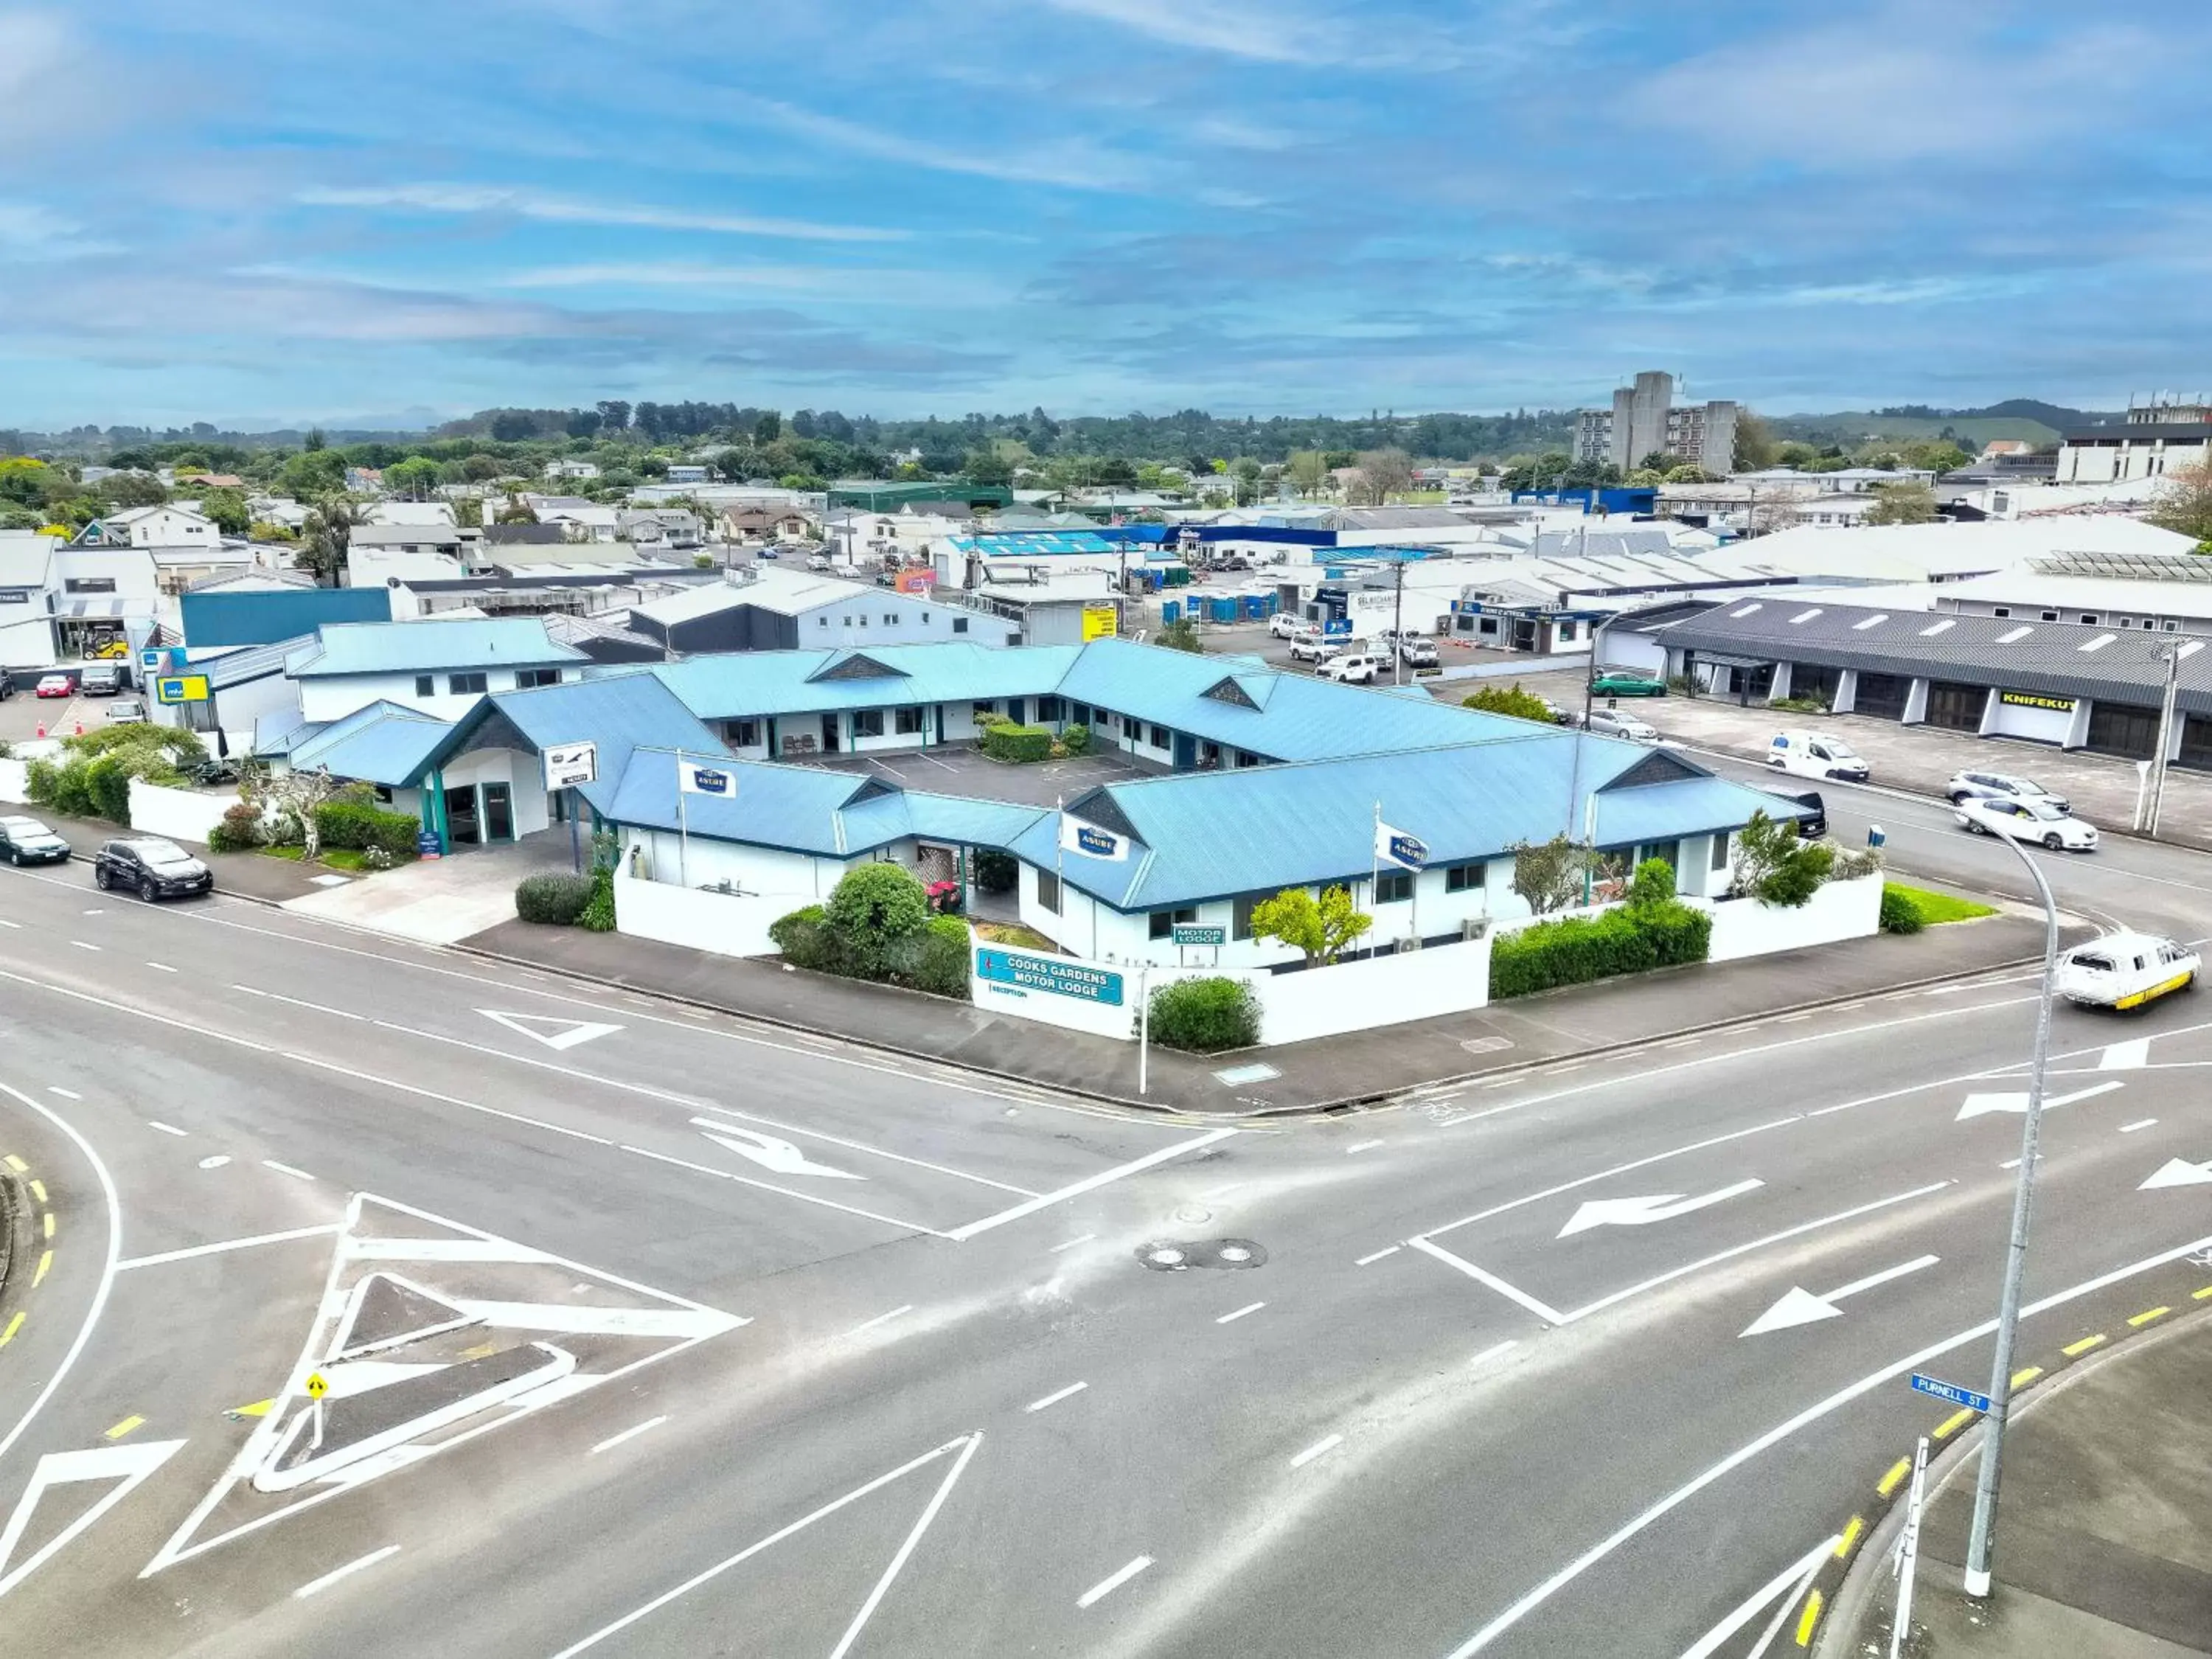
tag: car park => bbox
[1585,708,1660,742]
[94,837,213,901]
[102,696,147,723]
[2056,932,2198,1010]
[1767,729,1870,782]
[1589,669,1666,697]
[1953,795,2099,851]
[35,673,72,698]
[0,815,70,866]
[1288,634,1340,663]
[1947,770,2069,815]
[1318,652,1386,684]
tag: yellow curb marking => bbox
[41,1211,53,1239]
[1834,1516,1864,1559]
[1877,1457,1913,1497]
[2063,1333,2107,1357]
[0,1312,21,1346]
[2128,1307,2171,1327]
[2194,1285,2212,1301]
[226,1398,275,1420]
[1795,1589,1824,1647]
[32,1250,50,1287]
[2,1155,24,1174]
[1933,1408,1978,1441]
[28,1180,45,1203]
[2011,1366,2043,1389]
[103,1416,144,1441]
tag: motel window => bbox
[1037,695,1064,722]
[895,706,923,735]
[414,675,434,696]
[1235,751,1260,768]
[884,613,899,625]
[1036,869,1061,914]
[2079,614,2097,625]
[953,617,969,633]
[516,668,560,689]
[2040,611,2059,622]
[1149,723,1170,748]
[1232,891,1262,940]
[1148,905,1198,940]
[1710,832,1731,871]
[1375,871,1413,904]
[64,577,116,594]
[972,700,995,718]
[730,718,759,746]
[1444,861,1486,893]
[1638,841,1681,875]
[852,709,885,737]
[448,672,487,695]
[818,616,829,627]
[1992,607,2011,618]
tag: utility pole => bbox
[2144,645,2183,837]
[1391,556,1407,686]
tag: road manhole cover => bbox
[1135,1239,1267,1272]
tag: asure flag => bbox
[1374,819,1428,872]
[678,759,735,797]
[1058,813,1130,862]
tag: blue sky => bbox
[4,1,2208,428]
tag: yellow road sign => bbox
[304,1371,329,1399]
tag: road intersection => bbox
[1,817,2209,1656]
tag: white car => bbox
[1267,611,1309,639]
[1767,729,1870,782]
[1397,638,1440,668]
[2056,931,2198,1009]
[1318,652,1386,684]
[1948,769,2068,814]
[1288,635,1339,664]
[1953,795,2098,851]
[1585,708,1660,742]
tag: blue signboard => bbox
[1908,1373,1992,1413]
[417,829,443,860]
[1385,832,1429,870]
[1171,925,1226,946]
[1324,616,1353,637]
[974,948,1124,1006]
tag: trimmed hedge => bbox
[912,916,973,998]
[313,799,421,858]
[1489,898,1712,1000]
[515,872,597,925]
[1148,976,1262,1052]
[1060,723,1092,755]
[769,886,973,998]
[979,722,1053,762]
[1879,884,1926,934]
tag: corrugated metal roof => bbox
[653,641,1083,719]
[606,750,869,855]
[285,616,587,678]
[289,701,450,785]
[460,671,731,814]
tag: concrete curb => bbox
[1778,1284,2212,1656]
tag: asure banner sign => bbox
[542,741,597,790]
[1374,821,1429,872]
[678,760,735,797]
[1058,813,1130,861]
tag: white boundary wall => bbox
[1696,873,1882,962]
[0,758,26,804]
[613,868,813,960]
[126,779,230,845]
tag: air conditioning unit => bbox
[1461,917,1492,942]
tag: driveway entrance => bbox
[281,828,576,944]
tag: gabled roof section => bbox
[1599,748,1708,790]
[288,700,451,787]
[285,616,587,678]
[1063,789,1142,846]
[1200,673,1276,712]
[808,650,907,683]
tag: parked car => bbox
[757,548,779,560]
[1267,611,1309,639]
[805,554,833,572]
[94,837,213,901]
[178,756,239,788]
[1767,729,1870,782]
[102,696,147,724]
[1288,635,1340,664]
[35,673,72,698]
[1953,795,2098,851]
[1397,638,1440,669]
[1585,708,1660,742]
[1947,770,2069,815]
[1781,790,1827,838]
[78,662,122,696]
[1537,696,1571,725]
[0,815,70,866]
[1318,652,1387,684]
[1589,669,1666,698]
[2056,931,2198,1010]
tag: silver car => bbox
[1947,769,2069,815]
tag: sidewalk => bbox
[1827,1310,2212,1658]
[462,905,2053,1116]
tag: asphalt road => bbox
[1,830,2210,1658]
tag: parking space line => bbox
[589,1416,668,1456]
[1215,1301,1265,1325]
[1025,1382,1088,1413]
[293,1545,399,1599]
[1077,1556,1153,1610]
[1289,1433,1343,1468]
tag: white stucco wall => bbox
[0,757,28,803]
[297,666,571,723]
[614,869,793,959]
[1694,872,1883,963]
[125,778,230,844]
[617,825,849,903]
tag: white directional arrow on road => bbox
[2140,1157,2212,1190]
[1955,1079,2124,1121]
[690,1117,866,1180]
[1739,1253,1941,1337]
[479,1009,625,1051]
[0,1439,186,1598]
[1557,1178,1763,1239]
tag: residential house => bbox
[627,565,998,660]
[282,616,589,723]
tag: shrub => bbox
[1624,857,1677,911]
[1489,899,1712,999]
[360,845,396,871]
[972,849,1018,894]
[1462,684,1556,723]
[910,916,973,998]
[1879,885,1926,934]
[1060,723,1091,755]
[515,872,596,925]
[824,863,930,972]
[313,799,420,858]
[1767,695,1827,714]
[1148,977,1262,1052]
[979,722,1053,762]
[207,801,265,853]
[577,867,616,931]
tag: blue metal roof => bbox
[653,642,1082,720]
[181,586,392,650]
[436,670,731,814]
[285,617,588,678]
[289,701,451,786]
[945,532,1116,557]
[605,751,873,856]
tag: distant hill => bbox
[1770,400,2121,448]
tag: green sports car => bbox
[1589,669,1667,697]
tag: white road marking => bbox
[1354,1245,1402,1267]
[1343,1140,1385,1155]
[145,961,175,972]
[589,1416,669,1456]
[347,1237,556,1264]
[1214,1301,1265,1325]
[1468,1339,1519,1371]
[1077,1555,1154,1610]
[548,1433,981,1658]
[197,1155,231,1169]
[116,1224,344,1271]
[693,1119,866,1180]
[288,1050,613,1146]
[451,1301,740,1340]
[1048,1234,1097,1253]
[844,1304,914,1338]
[0,919,18,928]
[479,1008,624,1051]
[1741,1254,1941,1337]
[262,1161,315,1183]
[2118,1119,2158,1134]
[146,1121,187,1136]
[1408,1239,1569,1325]
[695,1105,1038,1195]
[946,1127,1238,1242]
[47,1086,80,1099]
[1676,1535,1840,1659]
[0,1439,188,1599]
[1438,1229,2212,1656]
[232,984,362,1021]
[1025,1382,1088,1413]
[292,1544,400,1599]
[1957,1080,2125,1121]
[1289,1433,1343,1468]
[1557,1178,1764,1238]
[826,1429,984,1659]
[69,940,98,952]
[619,1142,951,1237]
[2100,1039,2151,1071]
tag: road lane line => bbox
[0,967,275,1054]
[1215,1301,1265,1325]
[695,1105,1039,1196]
[234,984,364,1021]
[1077,1555,1154,1610]
[1825,1254,1941,1301]
[1355,1245,1402,1267]
[1048,1234,1096,1253]
[69,940,99,953]
[41,1214,52,1239]
[284,1051,613,1145]
[144,961,175,972]
[1026,1382,1088,1413]
[1344,1139,1385,1154]
[146,1121,187,1136]
[1468,1339,1520,1371]
[292,1545,400,1599]
[619,1143,951,1237]
[826,1430,984,1659]
[589,1416,668,1456]
[2119,1119,2157,1133]
[844,1304,914,1338]
[1439,1228,2212,1657]
[1406,1239,1570,1324]
[548,1433,981,1658]
[262,1161,315,1183]
[32,1251,50,1286]
[2128,1306,2170,1326]
[116,1224,344,1271]
[47,1087,79,1099]
[0,919,16,928]
[946,1127,1238,1242]
[1289,1433,1343,1468]
[0,1313,20,1346]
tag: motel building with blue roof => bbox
[254,621,1805,973]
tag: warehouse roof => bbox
[285,616,587,678]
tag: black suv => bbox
[1787,790,1828,838]
[94,837,213,901]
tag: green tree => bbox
[382,456,442,500]
[198,487,250,535]
[1663,464,1711,484]
[0,456,54,509]
[296,496,360,584]
[2147,462,2212,543]
[1463,684,1556,723]
[1248,884,1372,967]
[963,448,1013,486]
[1230,455,1264,505]
[1285,451,1332,498]
[824,863,931,973]
[453,494,484,529]
[1730,810,1836,907]
[304,428,326,452]
[1156,616,1202,653]
[1346,448,1413,505]
[1508,834,1593,915]
[1863,481,1939,526]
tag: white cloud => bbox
[746,100,1151,192]
[1038,0,1318,63]
[295,182,906,243]
[493,259,1012,305]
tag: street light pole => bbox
[2143,644,2182,838]
[1961,832,2062,1599]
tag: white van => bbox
[1767,729,1869,783]
[2056,932,2199,1010]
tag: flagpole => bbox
[675,748,689,888]
[1370,801,1381,931]
[1055,793,1066,942]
